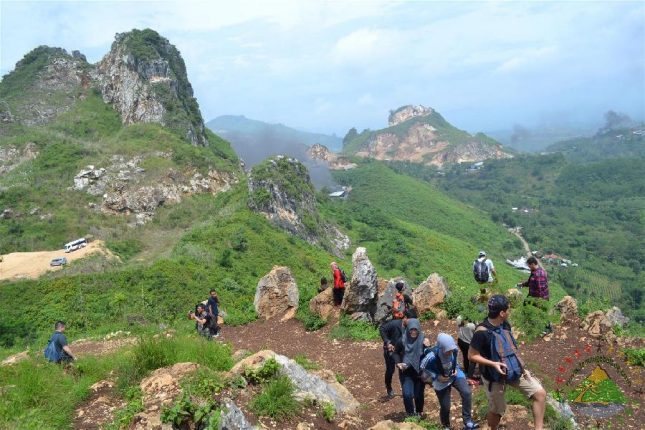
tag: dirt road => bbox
[0,240,112,281]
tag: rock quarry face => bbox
[0,142,38,176]
[248,156,349,256]
[374,278,413,324]
[254,266,299,320]
[388,105,434,126]
[96,30,208,146]
[412,273,450,316]
[341,247,378,322]
[306,143,357,171]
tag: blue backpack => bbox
[419,345,457,384]
[485,324,524,387]
[44,334,61,362]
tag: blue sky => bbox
[1,0,643,136]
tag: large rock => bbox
[581,311,614,339]
[254,266,299,320]
[309,287,335,320]
[505,287,524,305]
[555,296,579,322]
[341,247,378,322]
[605,306,629,327]
[374,278,413,324]
[220,398,257,430]
[133,362,200,429]
[412,273,449,315]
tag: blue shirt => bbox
[207,296,219,316]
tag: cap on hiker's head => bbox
[395,281,404,292]
[488,294,509,314]
[437,333,458,352]
[478,250,486,257]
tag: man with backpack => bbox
[331,262,347,306]
[379,309,416,399]
[44,321,76,363]
[468,295,546,430]
[473,251,497,284]
[420,333,479,430]
[392,281,413,319]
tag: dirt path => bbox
[0,240,113,281]
[509,227,531,257]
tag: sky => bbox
[1,0,644,136]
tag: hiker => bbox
[468,295,547,430]
[44,321,76,363]
[517,256,552,336]
[420,333,479,430]
[379,309,416,399]
[456,316,479,385]
[207,289,220,337]
[392,281,413,319]
[473,250,497,284]
[331,262,346,306]
[189,303,213,338]
[396,318,425,417]
[319,277,329,293]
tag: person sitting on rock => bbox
[189,303,213,338]
[330,262,346,306]
[44,320,76,363]
[379,309,416,399]
[420,333,479,430]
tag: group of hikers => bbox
[373,251,551,430]
[188,289,221,339]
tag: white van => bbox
[64,238,87,253]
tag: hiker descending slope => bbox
[517,256,552,336]
[468,295,547,430]
[392,281,413,319]
[396,318,425,417]
[473,250,497,284]
[420,332,479,430]
[44,321,76,363]
[331,261,347,306]
[379,309,416,399]
[456,316,479,385]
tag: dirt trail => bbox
[509,227,531,257]
[0,240,113,281]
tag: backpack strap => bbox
[501,328,524,373]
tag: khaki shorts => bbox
[482,371,544,416]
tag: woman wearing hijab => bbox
[396,318,425,417]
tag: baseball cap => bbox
[437,333,458,352]
[478,250,486,257]
[488,294,509,314]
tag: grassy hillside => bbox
[545,126,645,162]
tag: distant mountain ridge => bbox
[343,104,513,166]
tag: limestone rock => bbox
[307,144,357,170]
[254,266,299,320]
[581,311,614,339]
[505,287,524,305]
[388,105,434,126]
[220,398,257,430]
[605,306,629,327]
[0,143,38,176]
[341,247,378,322]
[412,273,449,315]
[555,296,579,322]
[374,278,413,324]
[1,350,29,366]
[309,287,335,320]
[369,420,426,430]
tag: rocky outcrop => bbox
[309,287,336,320]
[369,420,426,430]
[248,156,349,256]
[581,311,614,339]
[254,266,299,320]
[505,287,524,305]
[95,29,208,146]
[220,398,257,430]
[374,278,412,324]
[307,143,357,170]
[555,296,579,322]
[388,105,434,126]
[341,247,378,322]
[231,350,359,415]
[412,273,449,315]
[0,142,38,176]
[605,306,629,327]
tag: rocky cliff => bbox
[96,29,208,146]
[248,156,349,256]
[344,105,512,166]
[306,143,357,170]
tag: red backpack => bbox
[392,292,406,319]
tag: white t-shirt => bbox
[475,257,495,282]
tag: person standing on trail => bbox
[207,289,220,338]
[473,251,497,284]
[420,333,479,430]
[392,282,413,320]
[330,262,346,306]
[456,316,479,385]
[189,303,213,338]
[44,321,76,363]
[517,256,552,336]
[379,309,416,399]
[468,295,547,430]
[396,318,425,417]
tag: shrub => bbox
[624,348,645,367]
[322,402,336,422]
[249,376,301,420]
[297,307,327,332]
[243,357,280,385]
[329,315,380,341]
[294,354,319,371]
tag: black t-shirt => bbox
[469,319,513,381]
[207,296,219,316]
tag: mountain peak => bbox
[388,104,434,126]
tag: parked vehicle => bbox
[50,257,67,267]
[64,238,87,253]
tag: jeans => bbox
[435,377,472,427]
[458,338,475,378]
[400,368,425,415]
[333,287,345,305]
[383,349,397,392]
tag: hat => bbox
[437,333,458,352]
[488,294,509,314]
[478,250,486,257]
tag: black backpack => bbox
[473,259,490,283]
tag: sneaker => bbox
[464,422,480,429]
[386,389,395,399]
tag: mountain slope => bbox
[343,105,512,166]
[545,125,645,162]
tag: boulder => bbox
[581,311,614,339]
[1,350,29,366]
[605,306,629,327]
[505,288,524,305]
[341,247,378,322]
[369,420,426,430]
[412,273,449,315]
[374,278,413,324]
[254,266,299,320]
[555,296,579,322]
[309,287,335,319]
[220,398,257,430]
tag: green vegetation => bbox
[322,401,336,422]
[294,354,320,371]
[249,375,301,420]
[623,348,644,367]
[329,315,380,341]
[242,357,280,384]
[568,378,627,404]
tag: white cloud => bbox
[332,28,400,65]
[495,46,558,74]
